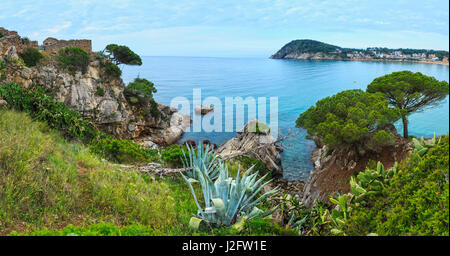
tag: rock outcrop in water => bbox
[1,43,189,145]
[217,120,283,177]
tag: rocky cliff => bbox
[0,45,189,146]
[301,135,413,208]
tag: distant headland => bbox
[271,39,449,65]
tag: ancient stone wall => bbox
[0,27,39,56]
[43,38,92,54]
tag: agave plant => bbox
[411,132,441,158]
[182,142,221,180]
[181,161,279,230]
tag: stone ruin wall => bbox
[43,39,92,55]
[0,27,39,55]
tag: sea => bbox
[122,56,449,181]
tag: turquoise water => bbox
[122,57,449,180]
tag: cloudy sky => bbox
[1,0,448,57]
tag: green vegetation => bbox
[234,156,268,175]
[247,121,271,134]
[284,136,448,236]
[182,143,220,179]
[89,135,159,164]
[273,40,449,60]
[95,86,105,97]
[180,146,278,230]
[10,222,165,236]
[0,60,6,80]
[19,47,43,67]
[296,89,400,153]
[124,78,160,118]
[104,44,142,66]
[0,82,157,165]
[21,37,30,45]
[274,39,341,57]
[345,136,449,235]
[102,61,122,78]
[0,83,97,141]
[161,144,189,168]
[58,47,90,74]
[0,109,288,236]
[0,110,178,234]
[367,71,449,138]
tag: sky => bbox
[1,0,449,57]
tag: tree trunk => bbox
[401,115,408,138]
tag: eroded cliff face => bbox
[0,51,189,145]
[301,137,413,208]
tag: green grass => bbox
[0,110,289,236]
[0,110,181,235]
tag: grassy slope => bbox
[0,109,198,235]
[0,110,289,236]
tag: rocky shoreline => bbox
[271,54,449,66]
[1,46,190,146]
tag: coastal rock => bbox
[216,120,283,176]
[0,99,7,108]
[143,139,159,149]
[194,105,214,115]
[3,57,190,145]
[7,46,19,59]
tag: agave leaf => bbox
[212,198,226,218]
[232,216,248,231]
[189,217,203,230]
[331,228,345,235]
[187,178,198,183]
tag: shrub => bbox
[89,135,159,164]
[162,144,188,168]
[124,78,160,118]
[0,82,159,165]
[102,61,122,78]
[20,47,43,67]
[345,136,449,235]
[95,86,105,97]
[21,37,30,45]
[58,47,90,74]
[0,60,6,79]
[235,155,267,173]
[0,83,97,141]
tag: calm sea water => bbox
[122,56,449,180]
